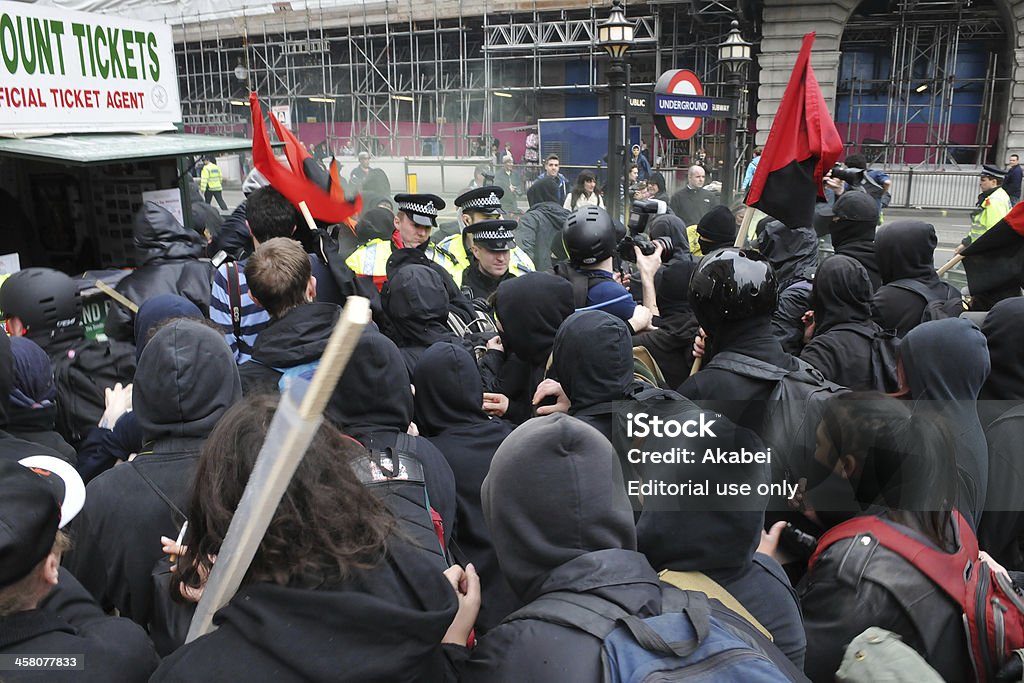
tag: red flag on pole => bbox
[250,92,360,224]
[744,32,844,229]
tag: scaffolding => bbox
[837,0,1007,167]
[171,0,750,173]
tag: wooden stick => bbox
[298,200,318,234]
[186,296,371,642]
[936,253,963,276]
[733,204,756,248]
[690,356,702,376]
[95,280,138,314]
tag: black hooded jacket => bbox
[238,302,341,395]
[152,538,458,683]
[455,414,664,682]
[801,255,900,391]
[631,259,699,389]
[480,273,575,424]
[830,216,880,291]
[678,315,800,434]
[0,568,159,682]
[517,200,571,274]
[384,265,467,377]
[0,332,67,465]
[413,343,519,631]
[647,214,694,267]
[872,220,954,337]
[62,320,241,626]
[758,222,818,354]
[902,318,990,526]
[551,311,634,440]
[326,329,457,541]
[105,202,214,343]
[636,412,806,669]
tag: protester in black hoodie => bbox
[6,336,76,463]
[0,330,68,465]
[63,319,241,627]
[453,414,663,681]
[326,329,457,543]
[815,191,881,290]
[977,298,1024,566]
[517,176,571,272]
[757,220,818,353]
[237,237,341,394]
[104,201,213,343]
[901,318,990,527]
[413,342,518,631]
[384,265,467,377]
[647,213,694,267]
[152,395,460,683]
[550,310,634,441]
[801,255,900,391]
[479,272,575,424]
[631,259,699,388]
[872,220,960,337]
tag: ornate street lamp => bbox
[718,19,752,205]
[597,0,635,220]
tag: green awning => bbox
[0,133,253,165]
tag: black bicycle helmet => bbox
[0,268,81,336]
[562,205,617,265]
[688,248,777,332]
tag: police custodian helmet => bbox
[688,248,777,333]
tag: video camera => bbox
[619,199,672,263]
[829,163,883,194]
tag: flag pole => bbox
[937,254,963,276]
[185,295,371,642]
[733,205,756,248]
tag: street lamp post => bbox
[598,0,634,221]
[718,20,752,206]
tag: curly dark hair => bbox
[172,394,394,596]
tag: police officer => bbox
[433,186,534,284]
[461,219,520,300]
[957,165,1013,253]
[346,193,459,290]
[199,156,227,210]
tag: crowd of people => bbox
[2,139,1024,683]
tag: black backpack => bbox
[888,278,966,323]
[822,323,901,393]
[52,339,136,447]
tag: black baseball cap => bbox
[817,191,879,223]
[0,456,85,587]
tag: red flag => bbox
[961,202,1024,295]
[250,92,360,224]
[745,32,843,229]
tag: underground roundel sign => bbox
[654,70,707,140]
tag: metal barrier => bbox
[886,169,981,210]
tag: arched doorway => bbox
[836,0,1011,167]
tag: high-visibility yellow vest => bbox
[967,186,1012,244]
[200,164,223,192]
[433,233,535,285]
[345,239,392,290]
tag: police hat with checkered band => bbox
[466,219,517,251]
[394,193,446,227]
[455,186,504,217]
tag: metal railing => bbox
[886,169,981,210]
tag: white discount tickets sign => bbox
[0,2,181,136]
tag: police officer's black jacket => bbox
[105,202,214,343]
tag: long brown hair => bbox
[173,394,394,596]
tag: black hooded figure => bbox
[647,213,694,267]
[815,191,881,291]
[901,318,991,528]
[382,265,467,377]
[413,342,519,631]
[0,332,67,464]
[104,202,214,343]
[631,259,699,389]
[479,272,575,425]
[872,220,959,338]
[455,414,661,681]
[63,320,242,627]
[977,298,1024,568]
[326,328,457,543]
[800,255,900,392]
[550,310,635,441]
[757,221,818,354]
